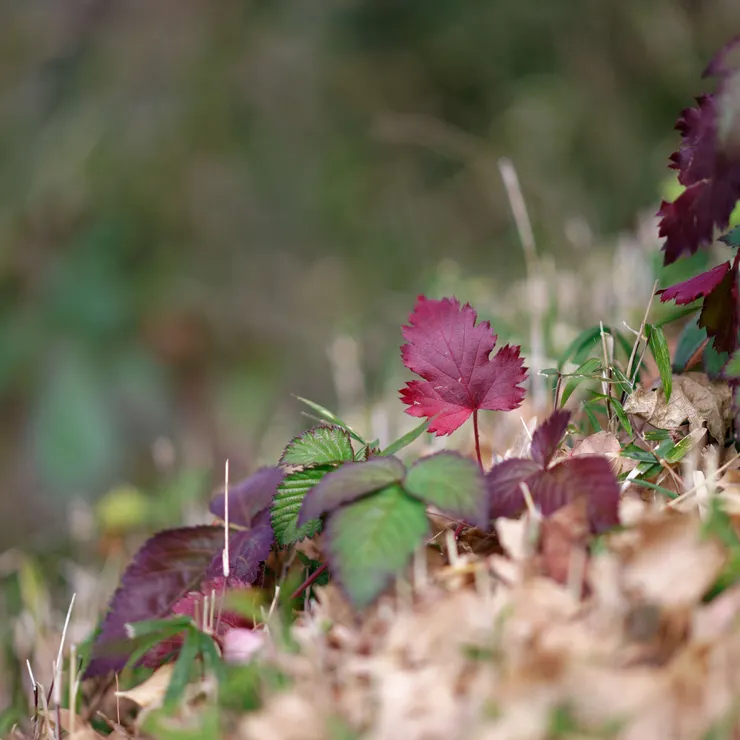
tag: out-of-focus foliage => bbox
[0,0,738,546]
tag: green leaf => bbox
[381,419,430,456]
[610,366,633,397]
[720,225,740,247]
[124,616,195,639]
[610,397,633,437]
[326,485,428,608]
[664,429,706,464]
[583,403,602,432]
[647,325,672,402]
[298,457,406,525]
[560,357,602,407]
[625,478,678,498]
[271,467,330,546]
[704,344,730,379]
[404,451,486,528]
[280,425,354,466]
[726,349,740,378]
[587,393,632,436]
[293,396,366,444]
[164,627,199,708]
[672,316,705,373]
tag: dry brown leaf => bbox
[623,372,732,442]
[610,511,726,608]
[571,430,635,475]
[537,497,589,592]
[115,662,174,709]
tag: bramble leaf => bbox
[399,296,527,436]
[280,425,353,466]
[404,451,487,528]
[209,467,286,529]
[325,484,428,608]
[271,467,331,546]
[84,526,224,677]
[530,409,570,468]
[487,411,620,533]
[297,457,406,526]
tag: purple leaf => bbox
[660,259,740,353]
[658,39,740,265]
[530,457,620,533]
[485,458,541,519]
[84,526,223,678]
[209,467,286,529]
[297,456,406,526]
[399,296,528,436]
[206,525,273,585]
[530,410,571,468]
[659,261,731,304]
[487,418,621,533]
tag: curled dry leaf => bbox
[623,372,732,442]
[115,663,174,709]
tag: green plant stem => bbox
[289,563,329,601]
[473,410,483,472]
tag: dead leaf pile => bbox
[239,503,740,740]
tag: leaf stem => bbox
[289,563,329,602]
[473,410,483,472]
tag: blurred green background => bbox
[0,0,737,548]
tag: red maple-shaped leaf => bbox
[487,410,620,533]
[658,39,740,265]
[400,296,527,436]
[659,254,740,353]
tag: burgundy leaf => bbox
[209,467,286,529]
[399,296,527,436]
[530,409,571,468]
[206,525,273,584]
[297,456,406,526]
[486,458,541,519]
[660,257,740,353]
[84,526,223,678]
[531,457,620,533]
[487,417,620,534]
[658,40,740,265]
[659,261,731,304]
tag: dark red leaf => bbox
[699,260,740,353]
[485,458,541,518]
[532,457,620,533]
[659,261,731,304]
[660,259,740,353]
[658,42,740,264]
[205,525,273,584]
[487,418,620,534]
[399,296,527,436]
[530,409,571,468]
[209,467,286,529]
[84,526,223,678]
